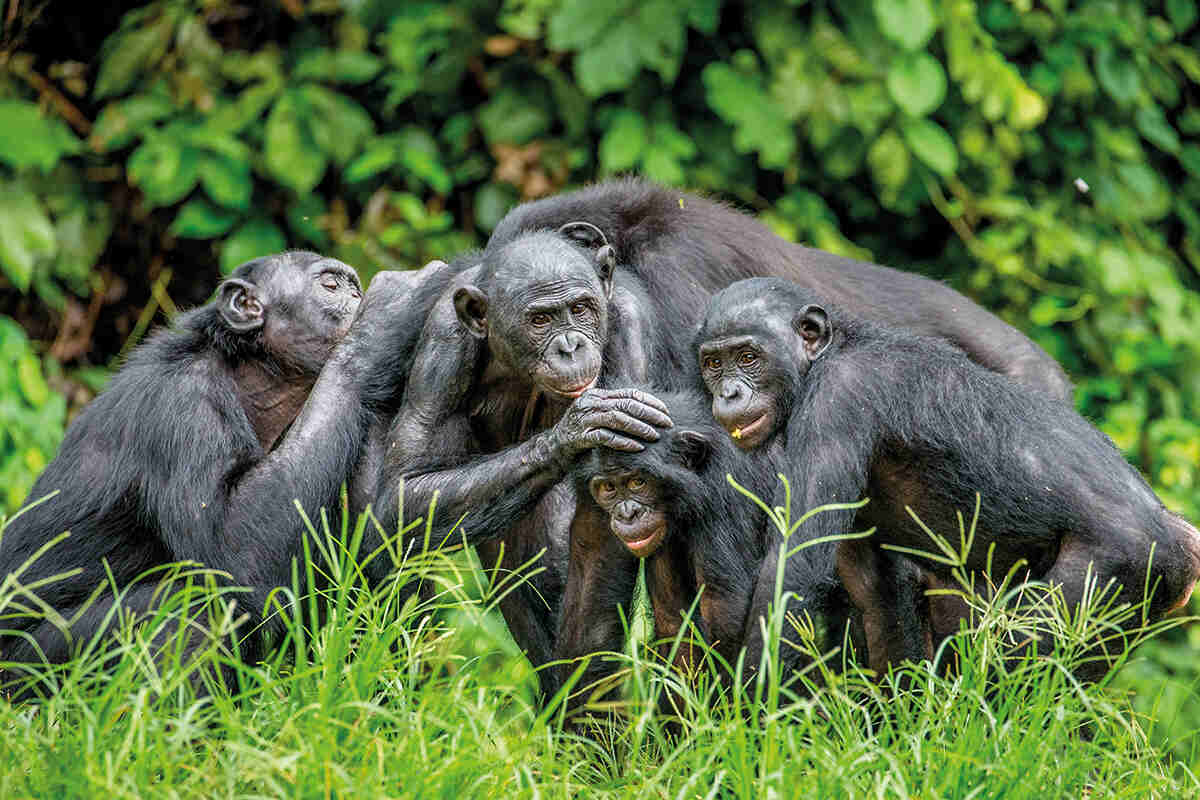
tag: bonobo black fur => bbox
[376,177,1076,702]
[699,277,1200,678]
[0,252,422,689]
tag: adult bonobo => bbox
[697,277,1200,678]
[0,252,425,690]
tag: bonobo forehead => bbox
[483,231,602,308]
[231,251,362,294]
[701,278,809,343]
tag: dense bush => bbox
[1,0,1198,770]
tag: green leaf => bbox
[293,48,384,84]
[1095,47,1142,105]
[296,86,376,167]
[199,153,253,211]
[688,0,721,34]
[16,354,50,408]
[90,94,175,152]
[599,111,648,171]
[900,118,957,176]
[886,53,946,116]
[477,89,551,145]
[1167,0,1198,33]
[169,199,239,239]
[220,219,287,274]
[547,0,626,50]
[1097,243,1139,294]
[0,101,82,171]
[1134,106,1181,154]
[286,195,329,248]
[93,11,176,99]
[1115,162,1171,221]
[1008,86,1048,131]
[867,128,911,189]
[873,0,937,51]
[344,142,398,183]
[0,181,56,291]
[126,135,200,208]
[264,91,328,195]
[703,62,796,168]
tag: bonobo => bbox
[575,390,865,688]
[0,252,421,689]
[697,277,1200,677]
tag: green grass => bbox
[1,494,1198,799]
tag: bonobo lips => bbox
[612,520,667,559]
[726,411,770,450]
[544,375,598,400]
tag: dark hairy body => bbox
[0,252,429,689]
[698,278,1200,678]
[372,178,1075,702]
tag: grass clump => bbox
[0,490,1197,799]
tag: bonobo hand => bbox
[334,261,449,367]
[544,388,673,466]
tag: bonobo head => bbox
[217,251,363,374]
[455,223,616,400]
[579,391,719,559]
[696,278,832,450]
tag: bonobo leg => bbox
[836,538,931,676]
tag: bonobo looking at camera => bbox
[0,252,428,692]
[574,390,873,691]
[697,277,1200,678]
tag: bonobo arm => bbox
[375,286,673,549]
[741,404,876,676]
[142,271,415,638]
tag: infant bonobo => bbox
[697,277,1200,678]
[575,391,861,691]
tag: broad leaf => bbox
[900,118,957,176]
[169,199,239,239]
[0,101,82,171]
[886,53,946,116]
[599,111,648,171]
[264,91,327,194]
[220,219,287,274]
[873,0,937,51]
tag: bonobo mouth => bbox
[542,375,598,400]
[724,411,770,450]
[612,520,667,559]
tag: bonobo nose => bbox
[554,332,583,357]
[720,381,742,401]
[615,500,644,524]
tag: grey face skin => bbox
[452,232,612,401]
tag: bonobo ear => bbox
[218,278,264,333]
[453,285,489,340]
[676,430,712,472]
[558,220,615,300]
[794,304,832,361]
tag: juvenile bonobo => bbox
[574,390,859,690]
[698,277,1200,678]
[0,252,421,691]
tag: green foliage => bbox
[0,320,65,512]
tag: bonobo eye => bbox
[599,480,616,495]
[530,312,552,327]
[320,274,339,293]
[703,355,721,371]
[628,476,645,491]
[739,351,758,367]
[570,301,588,316]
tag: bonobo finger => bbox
[591,387,671,418]
[585,429,646,452]
[586,410,661,442]
[603,396,674,429]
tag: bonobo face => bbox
[698,335,781,450]
[220,252,363,374]
[589,470,669,558]
[698,279,832,450]
[455,232,611,400]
